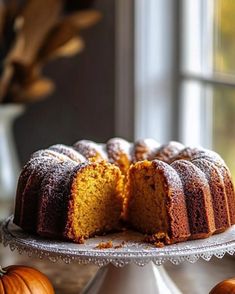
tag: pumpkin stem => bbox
[0,266,7,277]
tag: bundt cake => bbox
[13,138,235,246]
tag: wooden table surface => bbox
[1,242,235,294]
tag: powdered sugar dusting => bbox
[151,141,185,162]
[142,138,160,152]
[49,144,86,163]
[169,147,201,162]
[133,138,160,161]
[191,158,221,181]
[73,140,107,160]
[171,160,209,190]
[31,149,73,163]
[106,137,132,162]
[192,148,225,164]
[95,143,108,160]
[24,157,77,192]
[151,160,183,192]
[15,155,63,200]
[26,156,64,174]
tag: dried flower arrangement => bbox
[0,0,101,104]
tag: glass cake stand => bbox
[1,216,235,294]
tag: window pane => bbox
[212,86,235,178]
[214,0,235,75]
[180,81,212,147]
[182,0,235,76]
[181,82,235,179]
[181,0,213,75]
[181,0,203,74]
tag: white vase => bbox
[0,104,24,202]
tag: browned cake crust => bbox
[172,147,235,226]
[212,162,235,225]
[192,158,231,233]
[171,160,216,239]
[13,158,36,226]
[198,154,235,225]
[13,156,62,232]
[37,161,78,238]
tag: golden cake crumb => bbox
[144,232,172,248]
[95,240,113,249]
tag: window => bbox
[119,0,235,177]
[180,0,235,178]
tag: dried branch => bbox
[11,77,55,103]
[64,10,102,30]
[38,21,79,62]
[50,37,84,59]
[8,0,63,65]
[0,0,102,104]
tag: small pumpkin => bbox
[210,278,235,294]
[0,265,55,294]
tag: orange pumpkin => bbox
[0,265,55,294]
[210,278,235,294]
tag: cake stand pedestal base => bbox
[81,262,182,294]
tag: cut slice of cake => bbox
[63,161,124,243]
[125,160,190,246]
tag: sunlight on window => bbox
[214,0,235,74]
[212,0,235,180]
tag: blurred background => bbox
[10,0,235,179]
[11,0,117,163]
[1,0,235,293]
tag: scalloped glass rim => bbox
[1,216,235,267]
